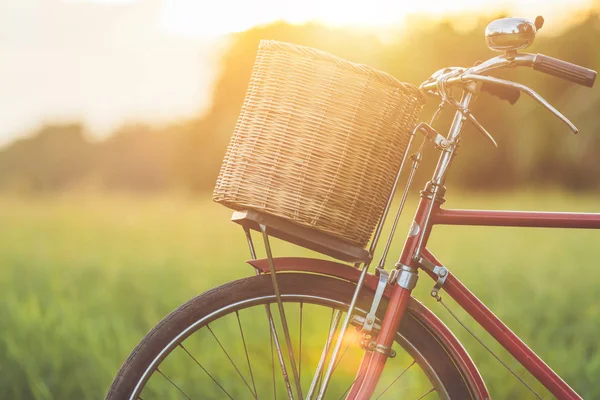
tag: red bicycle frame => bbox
[247,195,600,399]
[351,194,600,400]
[344,79,600,397]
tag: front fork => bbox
[347,195,440,399]
[347,281,415,399]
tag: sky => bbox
[0,0,594,145]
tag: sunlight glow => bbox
[160,0,594,37]
[67,0,140,3]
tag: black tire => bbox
[107,274,477,399]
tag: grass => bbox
[0,191,599,399]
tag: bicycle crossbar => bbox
[433,208,600,229]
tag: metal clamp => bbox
[415,256,448,299]
[361,268,388,334]
[392,263,419,290]
[361,340,397,358]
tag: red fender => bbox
[247,257,490,400]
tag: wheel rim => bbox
[129,293,448,400]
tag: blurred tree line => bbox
[2,14,600,194]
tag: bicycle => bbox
[107,17,598,399]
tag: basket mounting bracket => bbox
[415,122,452,150]
[361,268,389,334]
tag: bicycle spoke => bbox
[178,344,234,400]
[323,314,352,388]
[337,371,365,400]
[299,302,303,385]
[316,316,350,396]
[331,343,350,373]
[156,367,193,400]
[266,304,294,399]
[236,310,258,398]
[270,323,277,400]
[207,324,257,399]
[375,360,416,399]
[328,309,336,332]
[416,387,436,399]
[309,309,335,399]
[306,309,342,399]
[116,275,470,400]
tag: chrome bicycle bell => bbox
[485,17,543,52]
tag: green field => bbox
[1,192,599,399]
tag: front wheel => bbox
[107,273,479,399]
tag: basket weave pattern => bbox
[214,40,425,247]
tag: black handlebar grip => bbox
[533,54,597,87]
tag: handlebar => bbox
[533,54,597,87]
[464,53,597,87]
[420,52,597,136]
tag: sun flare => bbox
[159,0,592,37]
[161,0,485,37]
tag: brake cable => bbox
[435,70,499,147]
[433,292,544,399]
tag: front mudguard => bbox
[247,257,490,400]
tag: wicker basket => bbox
[214,40,425,248]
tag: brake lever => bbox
[462,74,579,134]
